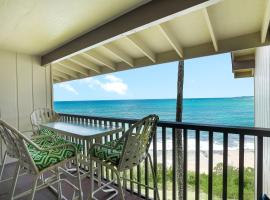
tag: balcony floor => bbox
[0,162,143,200]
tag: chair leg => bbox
[9,162,20,199]
[0,151,7,180]
[76,157,83,200]
[148,153,160,200]
[123,171,127,191]
[56,167,62,200]
[30,175,39,200]
[97,163,101,187]
[89,159,94,200]
[115,171,125,200]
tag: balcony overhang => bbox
[43,0,270,83]
[1,0,269,83]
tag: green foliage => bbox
[187,163,255,199]
[129,163,254,199]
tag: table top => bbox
[40,121,123,139]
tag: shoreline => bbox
[150,149,255,173]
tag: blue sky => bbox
[54,53,254,101]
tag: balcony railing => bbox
[59,113,269,200]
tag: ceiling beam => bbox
[103,44,134,67]
[58,60,89,76]
[54,32,269,83]
[53,76,62,82]
[54,68,72,78]
[115,32,269,71]
[83,51,116,71]
[41,0,220,65]
[53,63,78,78]
[69,55,101,74]
[261,0,270,43]
[56,62,84,77]
[202,8,218,51]
[126,35,156,63]
[158,23,183,58]
[53,71,70,80]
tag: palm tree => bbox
[176,60,184,199]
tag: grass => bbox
[125,162,255,199]
[187,163,255,199]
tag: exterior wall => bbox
[0,49,52,163]
[254,45,270,194]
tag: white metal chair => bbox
[30,108,60,134]
[0,119,83,200]
[0,119,60,185]
[89,115,160,200]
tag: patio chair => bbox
[0,119,83,200]
[88,114,160,200]
[30,108,60,135]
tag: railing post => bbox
[238,134,244,200]
[162,127,167,200]
[223,132,228,200]
[172,128,176,200]
[256,136,263,200]
[183,129,188,200]
[195,130,200,200]
[153,125,158,200]
[208,131,213,200]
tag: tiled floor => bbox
[0,163,144,200]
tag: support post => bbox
[176,60,184,199]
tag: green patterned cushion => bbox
[29,137,83,152]
[28,145,77,171]
[38,128,56,136]
[30,128,82,151]
[90,139,124,165]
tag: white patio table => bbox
[40,121,123,168]
[39,121,124,198]
[39,121,123,141]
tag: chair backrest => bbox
[118,115,159,171]
[0,120,38,174]
[30,108,60,133]
[0,121,20,159]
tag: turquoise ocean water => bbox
[54,96,254,149]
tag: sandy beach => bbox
[153,149,255,173]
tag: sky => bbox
[53,53,254,101]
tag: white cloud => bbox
[104,74,121,82]
[59,83,78,95]
[82,75,128,95]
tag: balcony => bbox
[1,113,266,199]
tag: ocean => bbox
[54,96,254,150]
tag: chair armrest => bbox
[21,130,34,134]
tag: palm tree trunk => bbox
[176,60,184,199]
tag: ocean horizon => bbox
[54,96,254,150]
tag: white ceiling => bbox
[0,0,146,55]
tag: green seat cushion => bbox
[90,139,124,165]
[30,129,82,151]
[38,128,56,136]
[28,130,83,171]
[30,136,82,151]
[28,145,77,171]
